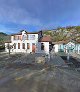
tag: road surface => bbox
[0,53,80,92]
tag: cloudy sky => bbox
[0,0,80,34]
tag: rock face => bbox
[35,57,45,64]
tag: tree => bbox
[6,43,13,56]
[0,38,4,44]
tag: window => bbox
[14,35,21,40]
[14,36,16,40]
[22,35,27,40]
[27,43,30,49]
[28,35,35,40]
[32,43,35,45]
[18,36,21,40]
[41,43,44,50]
[22,43,25,49]
[18,43,20,49]
[14,43,16,49]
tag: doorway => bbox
[32,43,36,53]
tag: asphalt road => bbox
[0,53,80,92]
[0,67,80,92]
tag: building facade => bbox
[5,31,53,54]
[53,40,80,54]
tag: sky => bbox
[0,0,80,34]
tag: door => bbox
[32,43,36,53]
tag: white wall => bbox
[5,42,32,53]
[5,41,49,54]
[36,42,49,54]
[54,44,58,52]
[11,36,14,42]
[5,31,50,54]
[5,43,13,52]
[78,45,80,54]
[54,43,80,54]
[8,33,38,53]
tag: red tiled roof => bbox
[39,35,52,42]
[52,40,69,44]
[52,39,80,44]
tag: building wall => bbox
[5,31,50,54]
[5,31,39,53]
[36,42,49,54]
[11,34,38,42]
[58,44,65,52]
[5,41,50,54]
[5,31,48,53]
[12,42,32,53]
[77,44,80,54]
[53,42,80,54]
[54,44,58,52]
[5,43,13,52]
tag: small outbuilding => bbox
[53,40,80,54]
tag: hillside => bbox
[0,32,10,44]
[0,32,7,36]
[43,26,80,42]
[0,26,80,44]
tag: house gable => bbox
[66,42,75,47]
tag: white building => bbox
[5,30,53,54]
[53,40,80,54]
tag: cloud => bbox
[0,0,80,33]
[0,0,42,26]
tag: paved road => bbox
[71,53,80,62]
[50,53,66,66]
[0,67,80,92]
[0,53,80,92]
